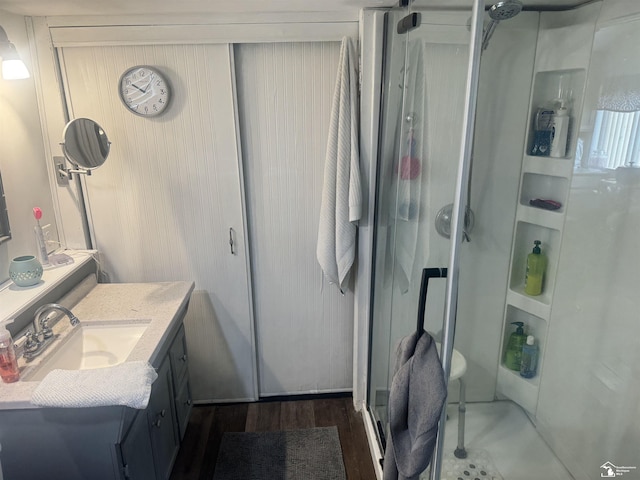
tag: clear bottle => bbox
[524,240,547,296]
[520,335,538,379]
[0,324,20,383]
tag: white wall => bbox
[536,1,640,477]
[0,9,58,284]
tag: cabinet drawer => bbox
[174,376,193,440]
[169,325,189,386]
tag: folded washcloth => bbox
[31,361,158,409]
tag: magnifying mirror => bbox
[62,118,110,169]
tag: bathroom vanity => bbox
[0,253,195,480]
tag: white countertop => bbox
[0,280,194,410]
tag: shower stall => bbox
[365,1,640,479]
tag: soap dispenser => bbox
[0,323,20,383]
[524,240,547,296]
[520,335,539,378]
[504,322,527,371]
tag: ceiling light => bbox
[0,26,30,80]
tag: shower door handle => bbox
[229,227,235,255]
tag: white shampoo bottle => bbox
[550,100,570,158]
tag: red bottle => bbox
[0,325,20,383]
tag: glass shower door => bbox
[367,4,472,460]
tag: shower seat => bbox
[449,347,468,459]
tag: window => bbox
[589,109,640,169]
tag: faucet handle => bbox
[40,319,54,339]
[69,315,80,327]
[23,331,40,353]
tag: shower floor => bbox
[430,401,573,480]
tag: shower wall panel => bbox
[457,12,539,402]
[537,2,640,477]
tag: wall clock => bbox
[118,65,171,117]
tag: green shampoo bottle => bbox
[524,240,547,296]
[504,322,527,371]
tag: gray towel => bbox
[383,330,447,480]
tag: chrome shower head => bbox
[488,0,523,20]
[482,0,523,51]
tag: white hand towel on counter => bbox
[31,361,158,410]
[317,36,362,291]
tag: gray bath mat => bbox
[212,426,347,480]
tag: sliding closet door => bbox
[235,42,353,396]
[58,44,256,402]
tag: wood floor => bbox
[169,396,377,480]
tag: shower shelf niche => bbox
[525,69,586,160]
[519,173,568,213]
[497,306,547,413]
[498,66,587,416]
[508,221,560,307]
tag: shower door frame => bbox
[428,1,485,478]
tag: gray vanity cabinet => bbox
[118,320,191,480]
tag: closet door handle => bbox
[229,227,235,255]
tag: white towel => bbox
[317,37,362,291]
[31,361,158,410]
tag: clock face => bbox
[119,66,171,117]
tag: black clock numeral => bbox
[160,89,166,95]
[153,104,158,111]
[158,98,164,104]
[157,80,161,86]
[140,71,145,76]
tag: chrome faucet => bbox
[21,303,81,360]
[33,303,80,336]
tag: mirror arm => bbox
[55,161,92,183]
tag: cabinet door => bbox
[58,43,257,402]
[234,42,354,395]
[147,358,179,480]
[174,376,193,440]
[170,325,192,439]
[120,411,156,480]
[169,325,189,387]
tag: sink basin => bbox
[25,322,150,381]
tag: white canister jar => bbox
[550,104,570,158]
